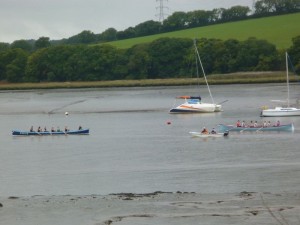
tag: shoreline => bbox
[0,71,294,91]
[1,191,299,225]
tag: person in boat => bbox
[224,130,229,136]
[30,126,34,132]
[276,120,280,126]
[267,121,271,127]
[78,125,82,130]
[263,121,267,127]
[64,126,69,132]
[236,120,241,127]
[254,121,258,127]
[201,127,209,134]
[211,128,217,134]
[249,121,254,128]
[37,126,42,132]
[44,127,47,132]
[57,127,61,132]
[51,127,55,132]
[241,121,246,127]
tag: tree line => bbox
[1,36,300,83]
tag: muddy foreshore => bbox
[0,191,299,225]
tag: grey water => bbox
[0,83,299,197]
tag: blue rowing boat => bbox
[218,124,294,132]
[12,129,89,136]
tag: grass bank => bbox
[0,72,298,91]
[105,13,300,50]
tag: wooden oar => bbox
[35,131,42,136]
[240,127,249,133]
[255,126,264,133]
[218,100,229,105]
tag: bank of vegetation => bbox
[0,71,298,91]
[0,0,299,87]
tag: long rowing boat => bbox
[12,129,89,136]
[218,124,294,132]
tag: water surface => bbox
[0,84,299,196]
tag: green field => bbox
[106,13,300,50]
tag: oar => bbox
[240,127,249,133]
[35,131,42,136]
[255,126,264,133]
[218,100,228,105]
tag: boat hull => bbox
[189,131,228,137]
[12,129,89,136]
[170,103,221,113]
[218,124,294,132]
[261,107,300,117]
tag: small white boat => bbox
[170,39,223,114]
[189,131,228,138]
[170,96,222,113]
[261,107,300,117]
[261,52,300,117]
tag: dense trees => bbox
[1,36,299,83]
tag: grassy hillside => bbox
[106,13,300,50]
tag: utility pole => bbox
[156,0,168,23]
[251,0,256,14]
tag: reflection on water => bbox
[0,84,300,196]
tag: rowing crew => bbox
[30,125,83,132]
[236,120,280,128]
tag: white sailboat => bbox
[261,52,300,117]
[169,40,222,113]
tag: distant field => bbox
[106,13,300,50]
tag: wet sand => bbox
[1,191,299,225]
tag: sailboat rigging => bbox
[169,39,222,113]
[261,52,300,117]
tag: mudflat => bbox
[0,192,299,225]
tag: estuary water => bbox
[0,83,299,197]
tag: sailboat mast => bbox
[286,52,290,107]
[194,40,215,104]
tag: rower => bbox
[201,127,209,134]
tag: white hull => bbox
[261,53,300,117]
[189,131,225,137]
[170,102,222,113]
[261,107,300,117]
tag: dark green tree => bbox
[288,35,300,73]
[134,20,161,37]
[100,28,117,42]
[10,40,33,52]
[35,37,51,49]
[162,12,188,32]
[147,38,193,78]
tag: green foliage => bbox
[10,40,33,52]
[288,36,300,73]
[35,37,51,50]
[1,35,300,83]
[0,48,28,82]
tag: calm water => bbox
[0,84,299,196]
